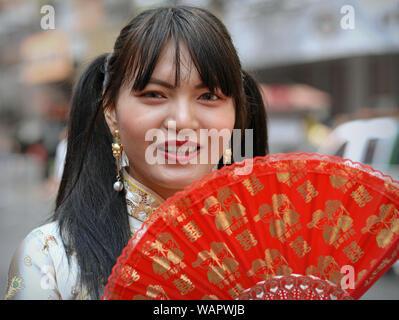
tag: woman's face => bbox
[105,42,236,199]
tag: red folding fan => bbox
[102,153,399,300]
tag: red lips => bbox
[164,140,200,147]
[157,140,201,163]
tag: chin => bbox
[156,165,212,189]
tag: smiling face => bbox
[105,42,235,199]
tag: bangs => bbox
[116,7,242,97]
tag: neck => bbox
[125,166,180,200]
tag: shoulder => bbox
[5,222,65,300]
[8,221,65,278]
[19,222,63,258]
[6,221,90,300]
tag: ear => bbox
[104,102,118,135]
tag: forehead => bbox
[151,41,201,85]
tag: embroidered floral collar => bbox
[122,167,165,224]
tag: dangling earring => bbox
[223,148,232,165]
[112,130,124,192]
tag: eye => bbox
[199,92,221,101]
[140,91,165,99]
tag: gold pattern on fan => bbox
[162,204,184,226]
[329,172,357,193]
[254,194,301,242]
[235,228,258,251]
[161,197,195,227]
[364,245,399,287]
[297,179,319,203]
[142,232,186,280]
[384,181,399,196]
[173,274,195,295]
[119,265,140,286]
[276,172,293,184]
[201,294,219,300]
[329,174,348,189]
[343,241,364,264]
[242,176,264,196]
[247,249,292,280]
[192,242,240,289]
[181,220,203,243]
[362,203,399,248]
[307,200,355,248]
[228,283,245,299]
[176,196,193,209]
[270,159,307,171]
[276,171,306,187]
[289,236,311,258]
[226,168,241,181]
[351,185,373,207]
[200,188,248,236]
[314,160,328,172]
[305,256,343,285]
[356,269,368,287]
[133,284,169,300]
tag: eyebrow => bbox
[148,77,207,90]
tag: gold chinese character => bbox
[351,185,372,207]
[343,241,364,264]
[235,229,258,251]
[297,180,318,203]
[173,274,195,295]
[120,265,140,285]
[242,177,264,196]
[182,221,203,243]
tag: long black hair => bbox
[52,6,268,299]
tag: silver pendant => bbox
[113,180,124,192]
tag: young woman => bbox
[5,6,268,300]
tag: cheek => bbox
[119,116,141,140]
[115,90,164,153]
[204,104,235,131]
[197,104,235,156]
[118,116,148,156]
[116,107,164,155]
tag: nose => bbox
[163,97,200,132]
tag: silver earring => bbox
[112,130,124,192]
[223,148,232,165]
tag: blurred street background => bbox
[1,0,399,299]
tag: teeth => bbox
[162,145,198,154]
[178,146,197,155]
